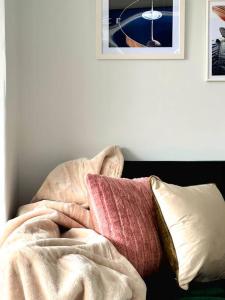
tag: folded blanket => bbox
[0,228,146,300]
[0,204,146,300]
[19,200,93,228]
[31,145,124,208]
[0,146,146,300]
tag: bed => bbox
[122,161,225,300]
[1,157,225,300]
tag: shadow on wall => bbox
[122,147,145,161]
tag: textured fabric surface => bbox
[32,145,124,208]
[18,200,93,228]
[153,193,179,273]
[0,205,146,300]
[86,175,162,277]
[151,176,225,290]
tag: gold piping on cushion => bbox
[149,176,179,275]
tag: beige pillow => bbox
[32,146,124,208]
[150,176,225,290]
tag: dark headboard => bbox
[122,161,225,198]
[123,161,225,299]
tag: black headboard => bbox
[122,161,225,198]
[123,161,225,299]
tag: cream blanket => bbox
[0,146,146,300]
[32,145,124,208]
[0,203,146,300]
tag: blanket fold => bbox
[0,146,146,300]
[0,211,146,300]
[31,145,124,208]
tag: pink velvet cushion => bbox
[86,174,162,277]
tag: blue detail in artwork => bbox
[109,7,173,48]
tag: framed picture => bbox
[96,0,185,59]
[207,0,225,81]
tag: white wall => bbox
[15,0,225,205]
[5,0,19,217]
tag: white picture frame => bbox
[96,0,185,60]
[206,0,225,81]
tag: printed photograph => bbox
[210,4,225,76]
[97,0,185,59]
[109,0,173,48]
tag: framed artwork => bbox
[96,0,185,60]
[207,0,225,81]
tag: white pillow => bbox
[150,176,225,290]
